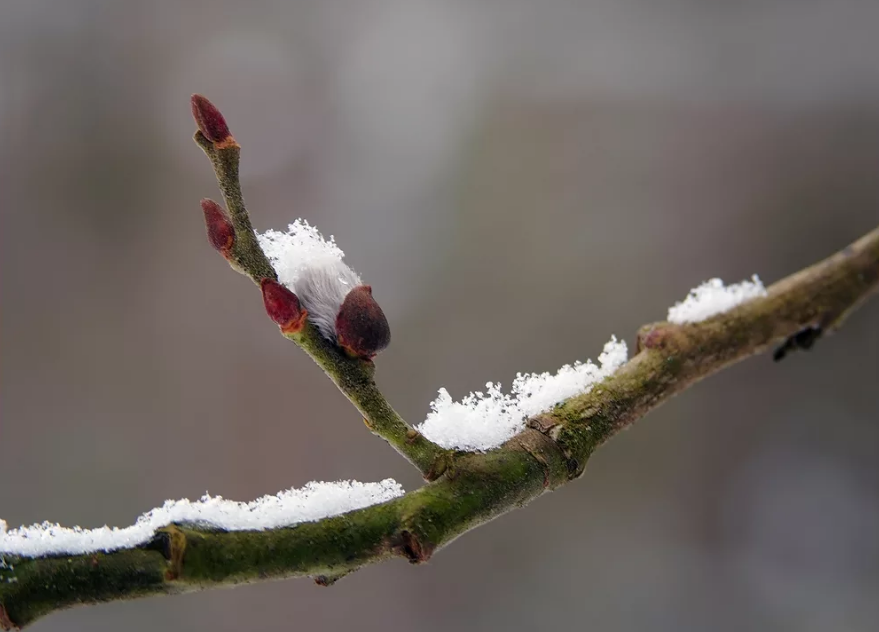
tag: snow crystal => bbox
[417,337,628,451]
[0,479,403,558]
[667,275,767,324]
[257,220,346,288]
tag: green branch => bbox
[192,127,452,480]
[2,95,877,629]
[2,224,877,629]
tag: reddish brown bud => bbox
[191,94,232,144]
[261,278,307,334]
[200,198,234,256]
[335,285,391,359]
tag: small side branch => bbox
[281,323,456,479]
[192,114,450,479]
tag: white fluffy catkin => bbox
[293,260,362,342]
[257,222,362,342]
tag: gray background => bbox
[1,1,878,630]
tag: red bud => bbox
[191,94,233,144]
[261,278,307,334]
[335,285,391,359]
[200,199,234,255]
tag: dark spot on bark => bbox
[395,531,433,564]
[794,326,821,349]
[314,572,349,586]
[148,527,186,580]
[143,531,173,560]
[638,326,668,352]
[773,325,823,361]
[527,414,559,434]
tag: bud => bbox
[261,278,307,334]
[334,285,391,359]
[190,94,232,144]
[200,199,234,256]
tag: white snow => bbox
[667,275,767,324]
[417,337,628,451]
[257,221,364,340]
[0,479,403,558]
[257,220,348,288]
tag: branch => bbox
[3,95,877,629]
[190,100,452,480]
[2,223,877,629]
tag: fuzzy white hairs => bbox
[257,220,355,340]
[293,260,363,342]
[257,221,389,358]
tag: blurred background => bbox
[2,1,878,630]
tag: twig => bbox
[191,101,452,480]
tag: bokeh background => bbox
[2,1,878,630]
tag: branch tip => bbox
[190,94,233,145]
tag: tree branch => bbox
[2,223,876,629]
[192,128,452,480]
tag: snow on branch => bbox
[667,275,767,324]
[3,225,877,632]
[2,92,873,631]
[0,479,403,558]
[417,337,629,451]
[257,221,348,288]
